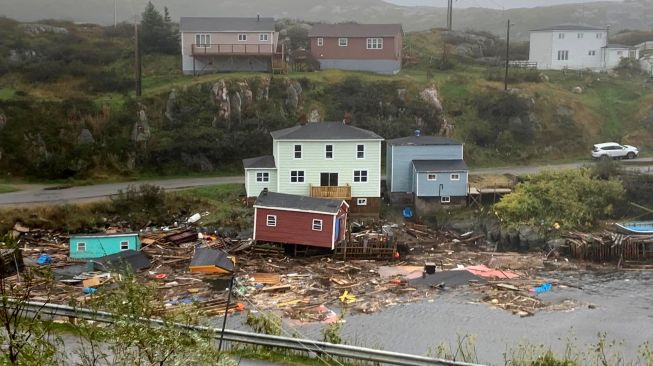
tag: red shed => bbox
[253,191,349,249]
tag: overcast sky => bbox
[385,0,623,8]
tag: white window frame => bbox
[577,33,583,39]
[266,215,277,227]
[195,34,211,47]
[353,170,368,183]
[256,172,269,182]
[259,33,269,42]
[293,144,302,159]
[427,173,437,181]
[596,33,603,39]
[617,51,623,56]
[238,33,247,42]
[317,37,324,46]
[290,170,305,183]
[77,242,86,252]
[366,37,383,49]
[441,196,451,203]
[120,241,129,251]
[588,50,596,56]
[325,144,333,159]
[356,198,368,206]
[338,38,348,47]
[356,144,365,159]
[450,173,460,181]
[557,50,569,61]
[558,33,565,39]
[312,219,323,231]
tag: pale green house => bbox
[243,122,383,214]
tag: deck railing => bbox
[191,43,276,56]
[310,185,352,200]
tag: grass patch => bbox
[0,87,16,100]
[0,184,18,193]
[172,184,248,227]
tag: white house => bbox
[528,25,639,70]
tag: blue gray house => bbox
[386,132,468,207]
[69,233,141,260]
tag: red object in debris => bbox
[235,303,246,311]
[463,265,520,279]
[393,251,400,259]
[154,274,167,280]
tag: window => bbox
[356,144,365,159]
[577,33,583,39]
[312,219,323,231]
[617,51,623,56]
[450,173,460,181]
[441,196,451,203]
[325,144,333,159]
[596,33,603,39]
[266,215,277,227]
[366,38,383,49]
[290,170,305,183]
[557,50,569,60]
[259,33,269,42]
[317,37,324,46]
[256,172,269,182]
[588,50,596,56]
[356,198,368,206]
[238,33,247,41]
[120,241,129,251]
[558,33,565,39]
[195,34,211,47]
[354,170,368,183]
[338,38,348,47]
[427,173,437,181]
[294,144,302,159]
[77,242,86,252]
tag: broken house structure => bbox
[253,190,349,249]
[69,233,141,260]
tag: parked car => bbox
[591,142,639,159]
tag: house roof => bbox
[530,24,607,32]
[243,155,276,169]
[605,43,632,49]
[179,17,275,32]
[254,191,344,214]
[70,233,138,239]
[412,159,469,172]
[308,23,403,38]
[270,122,383,140]
[190,247,235,272]
[387,135,462,146]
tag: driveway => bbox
[1,159,652,206]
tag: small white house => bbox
[528,25,639,70]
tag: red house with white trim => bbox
[253,191,348,249]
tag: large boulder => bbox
[285,80,302,113]
[131,104,151,143]
[307,108,322,123]
[518,225,546,250]
[180,152,214,172]
[77,129,95,145]
[211,80,230,125]
[231,91,242,122]
[164,88,179,122]
[419,85,443,112]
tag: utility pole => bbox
[114,0,117,28]
[134,22,142,97]
[446,0,453,31]
[504,20,511,91]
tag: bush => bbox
[495,169,624,230]
[86,70,133,93]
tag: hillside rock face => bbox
[285,80,303,113]
[131,105,151,143]
[77,129,95,145]
[419,85,443,112]
[211,80,230,125]
[0,111,6,131]
[19,23,68,35]
[180,152,214,172]
[164,89,179,122]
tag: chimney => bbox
[415,129,421,137]
[262,188,268,195]
[257,14,260,22]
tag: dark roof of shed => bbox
[180,17,275,32]
[530,24,606,32]
[94,250,151,272]
[387,135,461,146]
[190,247,234,272]
[270,122,383,140]
[412,159,468,172]
[308,23,403,38]
[243,155,276,169]
[254,191,343,214]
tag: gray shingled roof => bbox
[412,159,468,172]
[530,24,606,32]
[190,247,235,272]
[387,135,461,146]
[180,17,275,32]
[254,191,343,214]
[243,155,276,169]
[605,43,632,49]
[308,23,403,38]
[271,122,383,140]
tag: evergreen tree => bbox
[140,1,178,54]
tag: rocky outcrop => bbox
[164,89,179,122]
[285,80,302,113]
[77,129,95,145]
[419,85,443,112]
[211,80,230,125]
[307,108,322,123]
[442,30,496,59]
[19,23,68,35]
[131,104,151,143]
[0,111,6,131]
[572,86,583,94]
[180,152,214,172]
[24,133,50,162]
[257,78,270,101]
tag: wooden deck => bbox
[310,185,351,200]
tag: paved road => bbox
[1,159,652,206]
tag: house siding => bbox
[388,144,463,193]
[317,59,401,74]
[309,36,399,60]
[254,208,337,248]
[69,235,141,259]
[276,140,382,198]
[530,30,608,70]
[414,171,468,197]
[181,32,276,56]
[182,55,271,74]
[245,169,278,198]
[386,144,393,192]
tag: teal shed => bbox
[69,233,141,259]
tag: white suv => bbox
[591,142,639,159]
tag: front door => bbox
[320,173,339,186]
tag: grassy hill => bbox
[0,19,652,181]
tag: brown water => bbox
[231,271,653,365]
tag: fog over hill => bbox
[1,0,652,38]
